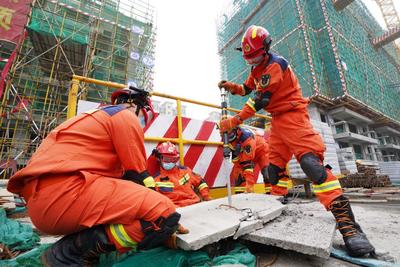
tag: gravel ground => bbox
[252,201,400,266]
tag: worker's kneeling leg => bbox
[105,212,181,252]
[42,225,115,267]
[300,152,327,185]
[267,164,285,185]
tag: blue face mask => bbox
[138,115,146,128]
[162,162,176,170]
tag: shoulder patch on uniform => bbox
[100,105,125,116]
[269,53,288,71]
[244,145,252,154]
[260,74,270,88]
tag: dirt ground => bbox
[334,203,400,263]
[251,201,400,266]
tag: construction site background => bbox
[0,0,156,175]
[217,0,400,183]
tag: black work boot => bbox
[330,196,375,257]
[279,195,289,205]
[42,225,116,267]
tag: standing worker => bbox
[153,142,211,207]
[218,25,374,257]
[7,87,183,266]
[227,126,288,199]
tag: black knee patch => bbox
[300,153,327,185]
[234,174,245,187]
[138,212,181,250]
[267,164,286,185]
[261,167,269,184]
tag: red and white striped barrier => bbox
[78,100,265,187]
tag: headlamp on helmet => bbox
[110,86,155,128]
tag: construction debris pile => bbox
[339,162,392,188]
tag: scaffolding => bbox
[217,0,400,127]
[0,0,156,178]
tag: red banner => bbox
[0,0,31,98]
[0,46,17,98]
[0,0,31,43]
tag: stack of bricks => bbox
[339,163,392,188]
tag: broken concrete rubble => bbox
[243,202,336,259]
[176,193,286,251]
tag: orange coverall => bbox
[154,165,210,207]
[236,53,342,208]
[7,105,176,252]
[229,127,288,195]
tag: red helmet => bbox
[155,141,179,163]
[111,87,155,128]
[241,25,272,65]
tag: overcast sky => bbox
[150,0,400,120]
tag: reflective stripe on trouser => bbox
[198,182,208,190]
[312,169,343,209]
[106,223,139,252]
[234,186,246,194]
[270,178,289,196]
[265,184,271,194]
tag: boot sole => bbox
[348,247,375,257]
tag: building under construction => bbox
[0,0,156,176]
[217,0,400,178]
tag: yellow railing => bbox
[68,75,271,165]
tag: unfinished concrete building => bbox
[0,0,156,178]
[217,0,400,183]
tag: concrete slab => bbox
[243,202,336,259]
[0,188,15,209]
[176,193,285,250]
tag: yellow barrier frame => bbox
[68,75,271,165]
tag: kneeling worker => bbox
[227,126,289,198]
[7,87,182,266]
[153,142,211,207]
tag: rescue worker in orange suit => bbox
[7,87,184,266]
[218,25,374,257]
[227,126,289,201]
[153,142,211,207]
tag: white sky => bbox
[150,0,400,120]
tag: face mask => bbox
[162,162,176,170]
[138,114,146,128]
[245,54,264,66]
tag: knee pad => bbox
[261,167,269,184]
[267,164,286,185]
[234,174,245,187]
[138,212,181,250]
[300,153,327,185]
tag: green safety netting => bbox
[99,243,255,267]
[0,208,40,251]
[0,244,50,267]
[1,243,255,267]
[27,8,90,45]
[219,0,400,121]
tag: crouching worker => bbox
[227,126,289,199]
[7,87,182,266]
[153,142,212,207]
